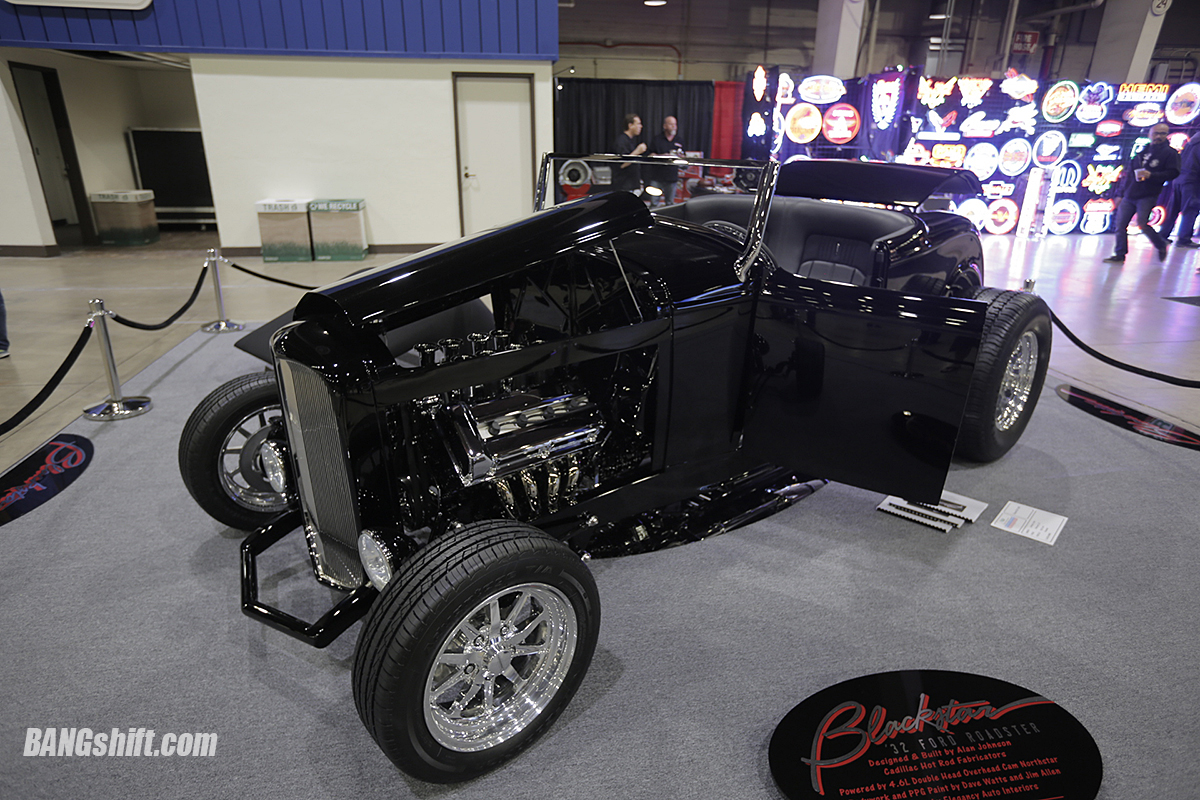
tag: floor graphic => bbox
[1056,384,1200,450]
[769,669,1102,800]
[0,434,94,526]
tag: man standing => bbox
[611,113,646,194]
[1157,131,1200,248]
[648,115,686,206]
[1104,123,1180,263]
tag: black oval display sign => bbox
[0,434,94,527]
[769,670,1102,800]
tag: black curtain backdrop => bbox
[554,78,715,157]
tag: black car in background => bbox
[178,155,1051,782]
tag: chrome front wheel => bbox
[353,521,599,783]
[424,582,578,752]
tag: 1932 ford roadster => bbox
[178,155,1051,781]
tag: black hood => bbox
[775,159,982,206]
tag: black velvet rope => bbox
[0,323,94,437]
[225,261,317,291]
[1050,310,1200,389]
[111,264,210,331]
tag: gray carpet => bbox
[2,330,1197,799]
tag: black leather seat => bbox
[655,194,915,286]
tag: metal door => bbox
[742,274,988,502]
[454,74,535,236]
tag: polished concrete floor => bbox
[2,228,1199,475]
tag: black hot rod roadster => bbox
[178,155,1050,781]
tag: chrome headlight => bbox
[259,441,290,495]
[357,532,396,591]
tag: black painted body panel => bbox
[253,158,992,574]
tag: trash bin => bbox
[309,199,367,261]
[89,190,159,245]
[256,199,313,262]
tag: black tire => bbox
[353,520,600,783]
[956,288,1052,462]
[178,371,291,529]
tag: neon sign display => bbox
[963,143,1000,181]
[1095,119,1123,137]
[1076,82,1114,124]
[799,75,847,104]
[999,69,1038,101]
[871,76,903,130]
[746,112,767,138]
[784,102,822,144]
[918,76,957,109]
[1093,143,1122,162]
[985,199,1020,234]
[900,140,930,165]
[930,143,968,169]
[1033,131,1067,170]
[1047,199,1081,234]
[752,66,768,101]
[998,138,1033,176]
[1128,205,1166,232]
[1117,83,1170,103]
[996,103,1038,136]
[1165,83,1200,125]
[822,103,861,144]
[1042,80,1080,123]
[1081,198,1116,235]
[982,180,1016,199]
[1050,160,1082,194]
[1016,168,1044,238]
[957,77,993,109]
[918,109,960,140]
[1068,132,1096,148]
[959,110,1002,138]
[1125,103,1165,127]
[954,198,989,230]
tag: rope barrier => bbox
[0,322,94,436]
[1050,310,1200,389]
[225,260,317,291]
[110,264,209,331]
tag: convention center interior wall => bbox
[0,49,552,252]
[0,60,53,249]
[0,48,199,249]
[189,56,553,251]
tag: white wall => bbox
[0,48,145,194]
[189,56,554,249]
[0,61,55,249]
[0,48,199,249]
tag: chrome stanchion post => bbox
[83,298,152,421]
[202,247,244,333]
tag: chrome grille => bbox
[276,359,364,589]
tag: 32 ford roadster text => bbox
[178,155,1051,781]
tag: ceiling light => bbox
[644,0,667,6]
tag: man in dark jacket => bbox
[1104,123,1180,263]
[1157,131,1200,248]
[648,115,685,206]
[611,113,647,194]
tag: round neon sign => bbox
[998,137,1033,176]
[1042,80,1080,123]
[1033,130,1068,170]
[821,103,861,144]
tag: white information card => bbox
[990,501,1068,546]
